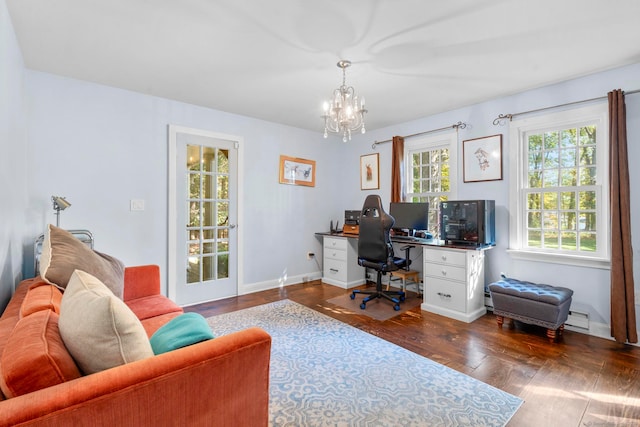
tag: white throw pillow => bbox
[59,270,153,374]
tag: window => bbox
[405,132,458,237]
[508,104,609,267]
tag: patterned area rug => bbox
[207,300,522,427]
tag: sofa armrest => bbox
[123,265,161,301]
[0,327,272,427]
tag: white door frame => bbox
[167,124,243,305]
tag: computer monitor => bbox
[389,202,429,236]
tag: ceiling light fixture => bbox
[322,60,367,143]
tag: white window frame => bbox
[405,131,458,236]
[507,103,610,269]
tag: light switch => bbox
[130,199,145,211]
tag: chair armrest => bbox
[0,327,272,427]
[123,265,161,301]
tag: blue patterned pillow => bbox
[150,313,214,355]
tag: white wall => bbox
[24,71,347,296]
[0,0,28,309]
[346,62,640,339]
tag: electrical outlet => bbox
[307,252,314,260]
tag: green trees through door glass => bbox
[186,145,230,284]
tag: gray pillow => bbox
[40,224,125,298]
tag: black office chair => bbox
[350,195,411,311]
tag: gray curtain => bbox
[608,89,637,344]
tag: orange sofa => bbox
[0,265,271,426]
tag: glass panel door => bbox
[169,126,238,306]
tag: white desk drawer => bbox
[325,248,347,262]
[425,277,466,312]
[324,258,347,282]
[423,248,466,266]
[324,237,348,251]
[424,263,466,282]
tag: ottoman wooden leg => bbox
[496,315,504,328]
[546,328,557,342]
[558,324,565,336]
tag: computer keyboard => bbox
[392,233,433,243]
[393,235,417,241]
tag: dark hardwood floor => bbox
[185,281,640,427]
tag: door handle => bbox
[229,224,237,229]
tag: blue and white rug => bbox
[207,300,522,427]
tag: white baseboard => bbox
[239,271,322,295]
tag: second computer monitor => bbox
[389,202,429,236]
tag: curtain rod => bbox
[371,121,466,150]
[492,88,640,126]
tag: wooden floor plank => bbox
[581,364,640,426]
[508,358,599,427]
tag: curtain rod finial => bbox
[492,114,513,126]
[454,121,467,129]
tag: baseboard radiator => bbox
[565,309,589,331]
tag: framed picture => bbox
[279,155,316,187]
[360,153,380,190]
[463,134,503,183]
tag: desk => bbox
[316,232,492,322]
[421,246,487,323]
[320,234,365,288]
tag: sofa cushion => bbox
[140,311,184,338]
[1,278,41,322]
[0,310,81,398]
[59,270,154,375]
[20,281,63,318]
[150,312,214,355]
[40,224,125,298]
[125,295,183,321]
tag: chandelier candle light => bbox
[322,60,367,142]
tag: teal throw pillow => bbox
[150,312,214,355]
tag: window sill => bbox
[506,249,610,270]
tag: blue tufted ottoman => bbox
[488,278,573,341]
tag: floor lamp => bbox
[52,196,71,227]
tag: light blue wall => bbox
[23,71,345,295]
[0,0,28,309]
[346,62,640,338]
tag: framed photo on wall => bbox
[463,134,503,183]
[279,155,316,187]
[360,153,380,190]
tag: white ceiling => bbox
[7,0,640,133]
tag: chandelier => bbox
[322,60,367,142]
